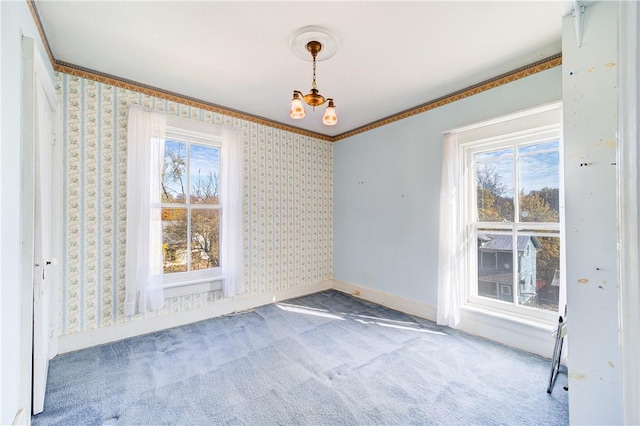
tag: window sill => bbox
[163,275,223,299]
[461,303,556,330]
[458,303,558,357]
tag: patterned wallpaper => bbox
[56,73,333,336]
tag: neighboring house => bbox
[536,268,561,310]
[477,234,541,304]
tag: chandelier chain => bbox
[312,55,317,90]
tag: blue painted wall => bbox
[333,67,562,307]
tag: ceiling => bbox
[34,1,572,138]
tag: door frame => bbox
[20,35,61,419]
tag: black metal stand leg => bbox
[547,316,565,394]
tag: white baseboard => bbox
[332,279,557,359]
[331,279,437,322]
[12,409,27,426]
[58,278,557,360]
[58,280,333,354]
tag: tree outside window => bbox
[161,139,221,274]
[473,140,561,313]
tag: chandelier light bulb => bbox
[290,93,306,119]
[322,99,337,126]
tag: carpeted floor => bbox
[32,290,568,425]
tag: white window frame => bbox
[458,102,564,324]
[161,117,224,290]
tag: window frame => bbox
[459,103,564,324]
[161,117,223,289]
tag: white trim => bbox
[458,304,557,358]
[163,268,222,288]
[463,126,561,153]
[166,115,222,142]
[445,101,562,138]
[33,49,57,114]
[49,100,62,362]
[11,409,27,426]
[618,1,640,424]
[163,278,222,299]
[19,35,36,423]
[34,41,62,362]
[31,48,61,415]
[332,280,437,322]
[58,280,333,354]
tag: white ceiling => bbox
[35,1,572,137]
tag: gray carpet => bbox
[32,290,568,425]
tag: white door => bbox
[31,56,59,416]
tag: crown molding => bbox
[54,61,333,142]
[331,53,562,142]
[26,0,55,66]
[27,0,561,143]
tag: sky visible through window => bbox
[189,143,220,196]
[163,139,220,200]
[475,140,559,194]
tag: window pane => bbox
[190,144,220,205]
[162,140,187,204]
[519,235,560,312]
[475,148,514,222]
[190,209,220,270]
[477,232,514,302]
[162,208,187,273]
[518,141,560,223]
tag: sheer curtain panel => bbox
[437,132,465,327]
[124,107,167,315]
[221,126,244,297]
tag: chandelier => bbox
[289,40,337,126]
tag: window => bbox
[500,284,511,296]
[160,120,223,286]
[461,103,564,322]
[480,250,497,269]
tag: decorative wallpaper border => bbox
[27,0,562,143]
[331,54,563,141]
[54,61,333,142]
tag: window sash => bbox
[463,119,563,322]
[162,123,222,284]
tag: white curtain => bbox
[437,132,466,328]
[124,107,167,315]
[221,126,244,297]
